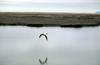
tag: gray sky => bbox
[0,0,99,3]
[0,0,100,13]
[0,26,100,65]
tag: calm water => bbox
[0,26,100,65]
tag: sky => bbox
[0,0,100,13]
[0,0,99,3]
[0,26,100,65]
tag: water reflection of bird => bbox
[39,57,48,65]
[39,33,48,41]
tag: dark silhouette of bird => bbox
[39,33,48,41]
[39,57,48,65]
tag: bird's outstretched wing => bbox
[39,59,42,64]
[45,57,48,63]
[39,34,48,41]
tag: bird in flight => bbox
[39,57,48,65]
[39,33,48,41]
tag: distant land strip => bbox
[0,12,100,27]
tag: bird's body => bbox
[39,34,48,41]
[39,57,48,65]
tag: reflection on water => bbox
[0,26,100,65]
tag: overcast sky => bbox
[0,26,100,65]
[0,0,99,13]
[0,0,100,3]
